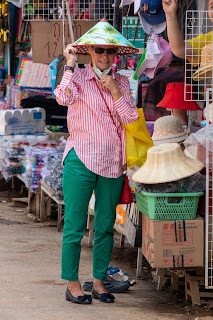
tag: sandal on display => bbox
[82,275,130,293]
[65,287,92,304]
[92,287,115,303]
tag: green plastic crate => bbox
[135,190,203,220]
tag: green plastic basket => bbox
[135,190,203,220]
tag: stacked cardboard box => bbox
[141,214,204,268]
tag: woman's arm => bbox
[112,76,139,125]
[163,0,195,60]
[54,45,79,106]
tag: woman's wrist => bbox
[111,90,122,101]
[67,63,75,67]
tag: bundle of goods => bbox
[0,108,46,135]
[1,142,25,180]
[21,138,66,192]
[42,150,64,200]
[0,134,50,180]
[21,144,56,192]
[6,86,52,109]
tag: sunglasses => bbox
[93,47,117,55]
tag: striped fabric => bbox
[54,63,139,178]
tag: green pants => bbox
[62,148,124,281]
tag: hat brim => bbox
[152,132,188,145]
[139,14,166,34]
[193,64,213,81]
[131,147,204,184]
[157,97,201,111]
[140,10,166,25]
[72,44,139,56]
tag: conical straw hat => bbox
[73,19,139,55]
[131,143,204,184]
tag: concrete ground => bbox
[0,188,213,320]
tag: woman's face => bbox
[90,46,117,71]
[208,0,213,22]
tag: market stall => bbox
[0,0,213,306]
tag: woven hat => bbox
[73,19,139,55]
[193,43,213,81]
[156,82,201,110]
[152,116,188,145]
[131,143,204,184]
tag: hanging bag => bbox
[123,108,153,168]
[119,173,134,204]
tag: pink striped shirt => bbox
[54,63,139,178]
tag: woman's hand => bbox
[100,75,122,101]
[64,44,77,67]
[162,0,178,16]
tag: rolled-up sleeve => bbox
[114,77,139,125]
[54,71,80,107]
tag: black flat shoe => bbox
[66,287,92,304]
[92,287,115,303]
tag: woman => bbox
[54,19,139,304]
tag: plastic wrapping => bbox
[42,151,64,200]
[22,146,57,192]
[136,173,206,194]
[1,142,26,180]
[184,125,213,166]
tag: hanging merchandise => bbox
[133,48,146,80]
[139,0,166,25]
[123,108,153,168]
[0,0,10,44]
[134,34,161,78]
[134,33,172,80]
[119,174,134,204]
[7,0,29,8]
[119,0,134,8]
[48,57,59,98]
[138,0,167,35]
[118,69,138,103]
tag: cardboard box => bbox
[142,214,204,268]
[32,21,98,65]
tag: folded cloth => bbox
[82,275,130,293]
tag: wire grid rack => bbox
[185,10,213,289]
[22,0,114,21]
[205,91,213,289]
[185,10,213,102]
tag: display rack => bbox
[185,10,213,290]
[185,10,213,102]
[22,0,114,21]
[205,89,213,290]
